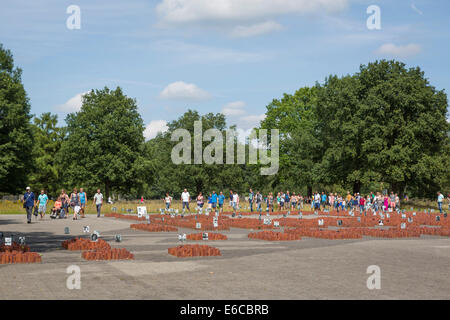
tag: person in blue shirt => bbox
[36,189,48,219]
[321,192,327,210]
[218,192,225,213]
[23,187,35,224]
[437,192,444,214]
[79,187,87,218]
[211,191,218,211]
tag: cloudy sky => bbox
[1,0,449,139]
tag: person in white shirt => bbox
[93,189,103,218]
[437,192,444,214]
[232,193,239,211]
[164,193,172,210]
[181,189,190,213]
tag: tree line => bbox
[1,44,448,200]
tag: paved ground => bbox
[0,213,449,300]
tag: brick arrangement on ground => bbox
[62,237,134,261]
[0,242,42,264]
[168,244,222,257]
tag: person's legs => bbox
[26,206,32,223]
[438,202,443,214]
[96,204,102,217]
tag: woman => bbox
[207,193,212,209]
[196,192,204,210]
[59,189,70,219]
[383,194,390,212]
[291,193,297,210]
[164,193,172,210]
[268,192,274,212]
[329,193,335,211]
[69,188,81,220]
[395,194,400,211]
[390,192,396,211]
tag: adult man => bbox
[36,189,48,219]
[181,188,190,213]
[314,192,321,210]
[248,189,254,212]
[93,189,103,218]
[23,187,35,224]
[79,188,87,218]
[218,191,225,213]
[437,192,444,214]
[229,190,233,207]
[211,191,218,211]
[232,192,239,212]
[255,191,263,213]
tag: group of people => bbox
[161,188,449,214]
[22,187,104,223]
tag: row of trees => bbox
[1,43,448,199]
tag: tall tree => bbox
[29,113,64,196]
[0,44,34,194]
[58,87,150,198]
[260,87,322,196]
[316,60,449,196]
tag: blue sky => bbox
[1,0,449,139]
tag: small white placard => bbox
[196,222,201,229]
[274,221,280,227]
[83,226,90,233]
[5,237,12,246]
[401,223,406,229]
[137,206,147,218]
[263,218,271,225]
[202,233,208,241]
[401,214,406,219]
[318,219,324,226]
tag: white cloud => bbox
[239,114,267,129]
[57,92,88,113]
[411,4,423,15]
[376,43,422,58]
[160,81,211,101]
[221,100,266,130]
[144,120,169,140]
[230,21,283,38]
[156,0,349,25]
[222,101,247,116]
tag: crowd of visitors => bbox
[22,187,103,223]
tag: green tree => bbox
[260,86,322,196]
[0,44,34,194]
[58,87,150,198]
[146,110,249,199]
[29,113,64,196]
[316,60,449,196]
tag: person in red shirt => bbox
[359,196,366,213]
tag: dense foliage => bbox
[1,44,448,199]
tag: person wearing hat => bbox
[23,187,35,224]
